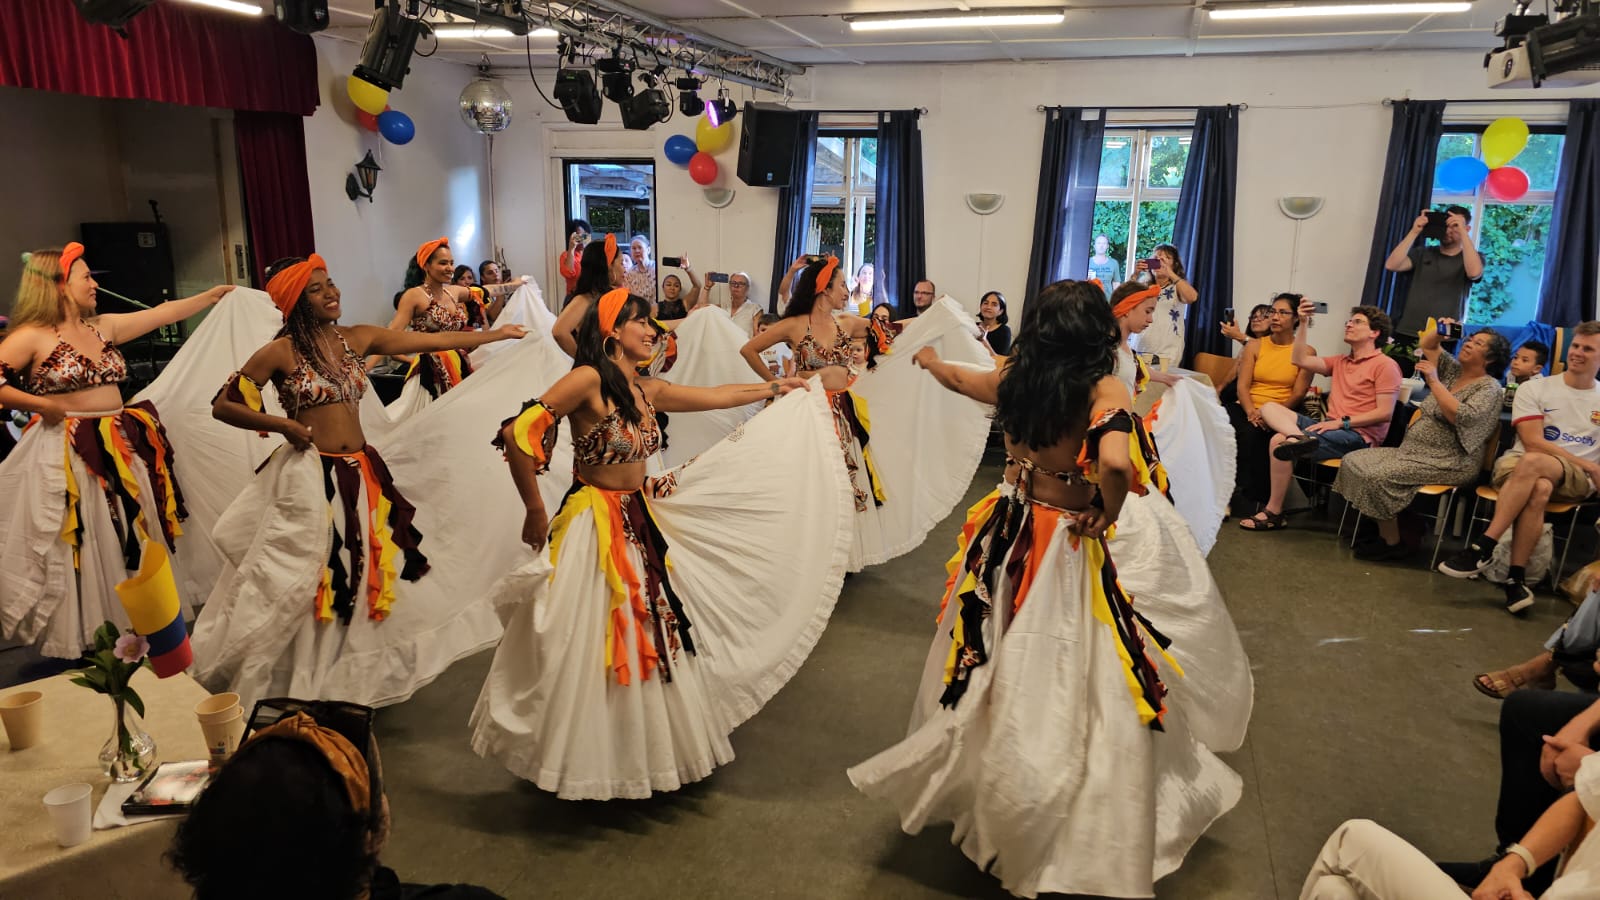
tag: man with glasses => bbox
[912,280,936,316]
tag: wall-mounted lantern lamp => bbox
[344,151,382,202]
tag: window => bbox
[1091,129,1191,289]
[807,134,877,289]
[1431,130,1564,325]
[564,160,655,244]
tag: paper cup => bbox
[0,689,44,750]
[43,783,93,848]
[194,693,241,725]
[200,708,246,766]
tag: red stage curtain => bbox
[0,0,318,116]
[235,112,316,287]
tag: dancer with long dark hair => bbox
[551,234,625,357]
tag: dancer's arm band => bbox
[493,399,558,472]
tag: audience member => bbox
[1512,340,1550,385]
[1383,205,1484,350]
[451,265,476,288]
[1335,325,1508,561]
[1439,322,1600,613]
[477,260,502,287]
[850,263,875,314]
[657,256,702,320]
[1473,575,1600,698]
[169,705,504,900]
[1087,234,1122,295]
[622,235,657,303]
[1130,243,1199,365]
[724,272,761,336]
[1229,295,1315,515]
[557,218,590,298]
[1216,303,1275,405]
[755,312,794,377]
[870,302,894,328]
[1239,301,1401,532]
[911,280,936,316]
[976,291,1011,355]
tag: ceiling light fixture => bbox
[676,76,705,117]
[1206,2,1471,21]
[432,24,557,38]
[706,88,738,127]
[847,9,1065,31]
[184,0,263,15]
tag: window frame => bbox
[1094,128,1191,275]
[561,158,657,247]
[809,130,877,287]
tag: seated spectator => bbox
[169,703,503,900]
[451,265,476,288]
[1229,295,1315,515]
[1513,339,1551,385]
[1217,303,1275,405]
[1335,325,1509,561]
[477,259,502,287]
[557,218,589,298]
[1439,322,1600,614]
[976,291,1011,356]
[1474,578,1600,698]
[911,279,936,316]
[656,255,702,320]
[756,312,793,377]
[1239,301,1402,532]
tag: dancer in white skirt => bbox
[470,288,854,800]
[849,280,1246,899]
[0,242,233,657]
[192,254,526,707]
[740,256,994,569]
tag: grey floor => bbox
[1,464,1584,898]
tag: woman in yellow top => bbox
[1230,293,1315,514]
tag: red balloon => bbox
[356,104,390,132]
[688,151,718,186]
[1485,165,1530,202]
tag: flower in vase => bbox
[114,633,150,664]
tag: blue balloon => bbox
[1436,156,1489,194]
[664,134,698,166]
[378,109,415,146]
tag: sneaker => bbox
[1504,582,1535,616]
[1272,434,1321,461]
[1438,542,1494,578]
[1355,540,1413,562]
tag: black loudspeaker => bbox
[79,223,176,313]
[737,102,804,188]
[73,0,155,29]
[274,0,328,34]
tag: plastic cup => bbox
[42,783,93,848]
[0,689,44,750]
[194,693,241,725]
[199,707,246,767]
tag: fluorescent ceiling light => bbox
[183,0,263,15]
[432,25,558,38]
[848,10,1065,31]
[1207,2,1471,20]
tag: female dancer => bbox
[0,243,233,657]
[471,288,854,799]
[849,280,1248,899]
[383,238,521,405]
[551,234,624,357]
[195,254,526,705]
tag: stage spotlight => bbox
[353,2,423,91]
[73,0,156,30]
[676,76,705,116]
[594,51,635,104]
[553,69,603,124]
[707,88,738,127]
[621,72,671,130]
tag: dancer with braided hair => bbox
[0,243,233,657]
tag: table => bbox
[1,670,211,899]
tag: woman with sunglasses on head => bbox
[0,243,233,658]
[471,288,854,800]
[194,254,526,707]
[851,279,1249,899]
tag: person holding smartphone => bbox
[1131,243,1199,365]
[1383,205,1484,355]
[557,218,589,298]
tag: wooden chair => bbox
[1190,351,1235,390]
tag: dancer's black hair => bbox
[573,292,652,427]
[996,279,1120,449]
[782,259,837,318]
[265,257,342,385]
[571,241,613,303]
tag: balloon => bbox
[1485,166,1531,202]
[356,106,385,132]
[378,109,415,146]
[688,152,718,186]
[664,134,698,166]
[695,117,734,155]
[1483,117,1530,169]
[347,74,389,116]
[1436,156,1489,194]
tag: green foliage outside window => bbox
[1454,203,1552,324]
[1091,201,1179,271]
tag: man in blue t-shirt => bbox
[1086,235,1122,298]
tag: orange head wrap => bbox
[597,288,631,338]
[415,237,449,271]
[603,233,618,266]
[815,256,840,297]
[266,253,328,320]
[1112,285,1161,320]
[246,712,371,816]
[58,242,85,284]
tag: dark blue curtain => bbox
[768,110,820,312]
[1173,105,1240,367]
[875,110,926,317]
[1538,99,1600,326]
[1359,100,1446,319]
[1024,107,1105,301]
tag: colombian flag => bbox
[115,542,192,678]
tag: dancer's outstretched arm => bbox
[349,323,525,358]
[913,346,999,405]
[644,377,808,413]
[97,285,235,345]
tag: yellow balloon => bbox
[695,117,734,155]
[347,74,390,116]
[1482,117,1530,169]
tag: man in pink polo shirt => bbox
[1239,299,1402,532]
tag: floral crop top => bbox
[793,317,855,373]
[495,386,662,471]
[0,325,128,395]
[410,293,469,333]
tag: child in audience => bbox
[1512,340,1550,384]
[756,313,794,377]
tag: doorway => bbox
[563,159,655,247]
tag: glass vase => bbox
[100,696,157,783]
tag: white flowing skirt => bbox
[470,381,853,800]
[1145,378,1237,557]
[653,305,765,469]
[848,484,1245,899]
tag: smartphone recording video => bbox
[1420,210,1449,242]
[708,272,730,284]
[660,256,683,268]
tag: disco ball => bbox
[459,78,513,134]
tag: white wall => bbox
[490,48,1597,356]
[304,38,494,327]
